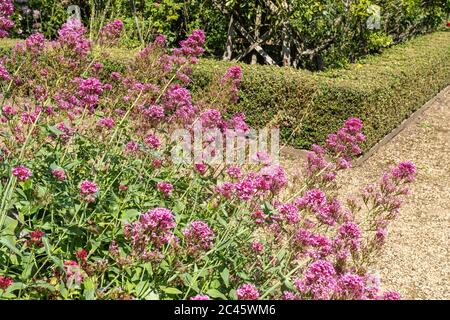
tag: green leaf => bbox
[5,282,26,293]
[0,236,21,256]
[47,125,65,136]
[161,286,183,295]
[220,268,230,287]
[206,289,226,299]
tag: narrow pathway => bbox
[336,87,450,299]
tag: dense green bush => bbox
[1,30,450,150]
[192,30,450,150]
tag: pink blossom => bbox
[382,291,401,300]
[338,273,365,300]
[236,283,259,300]
[57,18,91,57]
[80,180,98,196]
[278,203,300,224]
[98,19,124,45]
[0,61,10,81]
[190,294,211,300]
[63,260,84,285]
[51,169,66,181]
[2,105,16,117]
[125,208,176,251]
[156,181,173,196]
[25,32,46,55]
[295,260,338,300]
[251,241,264,253]
[226,166,242,179]
[96,117,115,129]
[183,220,214,254]
[144,134,161,149]
[12,165,32,181]
[194,163,208,175]
[0,275,13,290]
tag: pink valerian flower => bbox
[2,105,16,117]
[236,283,259,300]
[200,109,224,129]
[63,260,85,286]
[391,161,416,183]
[227,112,249,133]
[294,229,333,259]
[124,140,140,155]
[162,84,196,124]
[124,208,176,251]
[335,222,361,252]
[214,182,235,199]
[216,165,287,201]
[55,122,75,143]
[221,66,243,103]
[234,176,256,200]
[251,210,267,225]
[25,32,46,55]
[295,260,338,300]
[92,62,104,73]
[382,291,401,300]
[190,294,210,300]
[360,161,417,249]
[152,158,162,168]
[156,181,173,196]
[0,275,13,290]
[0,0,14,17]
[337,273,369,300]
[74,77,104,112]
[305,118,365,183]
[143,105,165,121]
[183,220,215,254]
[96,117,115,129]
[144,134,161,149]
[119,184,128,191]
[0,0,14,38]
[194,163,208,175]
[27,228,44,247]
[278,203,300,224]
[0,61,10,81]
[173,29,205,62]
[251,241,264,253]
[258,165,288,193]
[57,18,91,57]
[79,180,98,202]
[226,166,242,179]
[98,19,124,45]
[20,108,40,124]
[12,165,32,181]
[295,189,343,226]
[51,168,66,181]
[76,249,88,262]
[283,291,299,300]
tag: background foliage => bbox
[8,0,450,70]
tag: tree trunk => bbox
[251,6,262,65]
[223,15,234,61]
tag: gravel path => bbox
[336,86,450,300]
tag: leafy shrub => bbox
[0,18,416,300]
[5,1,450,70]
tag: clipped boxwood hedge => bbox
[2,30,450,150]
[191,30,450,150]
